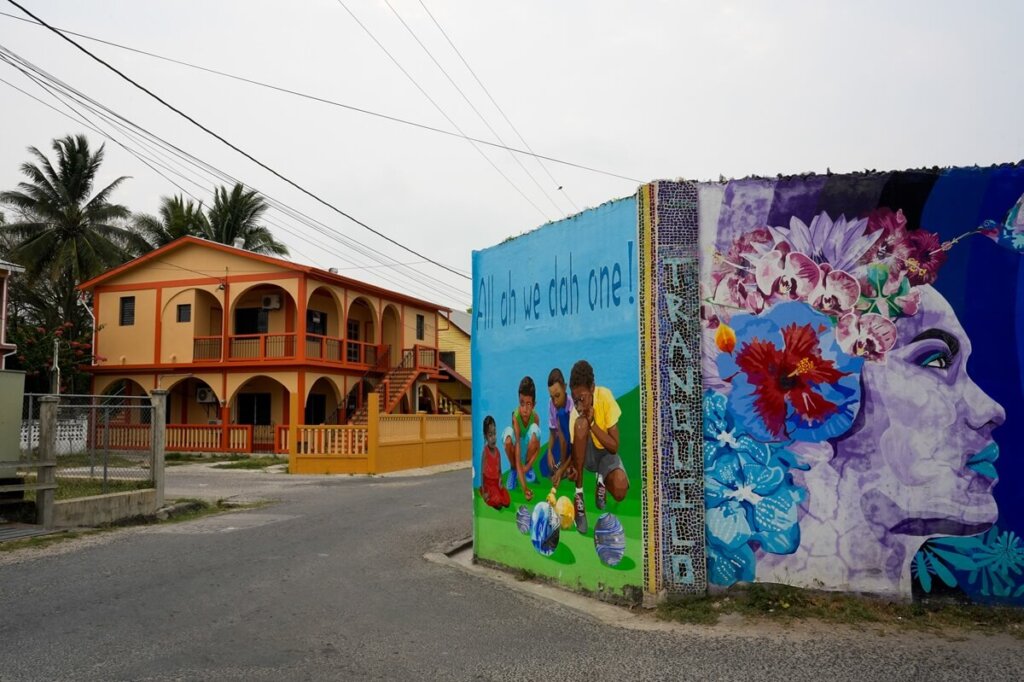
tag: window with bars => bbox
[119,296,135,326]
[416,314,425,341]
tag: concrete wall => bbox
[662,166,1024,605]
[54,490,157,527]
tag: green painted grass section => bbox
[474,387,643,595]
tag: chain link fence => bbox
[21,394,156,500]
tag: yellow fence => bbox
[166,425,251,453]
[290,393,472,474]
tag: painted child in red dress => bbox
[479,415,510,509]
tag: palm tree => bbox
[0,134,150,282]
[134,194,211,247]
[206,183,288,256]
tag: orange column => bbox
[297,370,306,426]
[93,290,102,362]
[297,275,307,361]
[154,287,163,365]
[221,276,230,362]
[220,372,230,450]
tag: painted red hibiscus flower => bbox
[891,229,947,285]
[733,323,851,438]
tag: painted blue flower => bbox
[717,302,863,443]
[703,391,807,586]
[914,527,1024,599]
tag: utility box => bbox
[0,370,26,467]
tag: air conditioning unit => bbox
[196,387,218,403]
[261,294,282,310]
[207,419,222,425]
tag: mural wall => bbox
[695,167,1024,603]
[472,198,643,596]
[474,166,1024,607]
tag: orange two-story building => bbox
[79,237,448,454]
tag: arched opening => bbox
[306,286,343,361]
[165,377,221,425]
[306,377,342,425]
[381,304,402,367]
[161,288,224,362]
[417,384,436,414]
[231,375,290,451]
[229,283,298,360]
[346,297,377,365]
[343,379,374,423]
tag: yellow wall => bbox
[403,306,437,349]
[439,324,471,380]
[98,289,157,366]
[99,242,292,286]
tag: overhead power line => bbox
[383,0,567,217]
[0,9,641,185]
[0,47,472,306]
[416,0,580,212]
[333,0,550,221]
[4,0,470,281]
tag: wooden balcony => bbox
[305,335,384,367]
[190,335,391,369]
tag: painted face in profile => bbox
[834,286,1005,536]
[572,384,594,419]
[548,382,567,410]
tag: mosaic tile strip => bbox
[637,183,659,594]
[654,181,706,595]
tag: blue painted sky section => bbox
[471,197,639,486]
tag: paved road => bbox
[0,466,1022,681]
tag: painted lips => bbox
[966,442,999,479]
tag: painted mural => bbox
[696,167,1024,603]
[471,197,643,595]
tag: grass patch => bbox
[657,583,1024,637]
[56,453,145,468]
[164,452,249,466]
[19,474,152,502]
[212,456,285,470]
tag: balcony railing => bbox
[228,333,296,360]
[193,336,222,361]
[188,334,399,369]
[306,335,385,368]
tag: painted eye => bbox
[916,350,951,369]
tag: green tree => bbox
[206,183,288,256]
[0,134,149,282]
[133,194,211,247]
[0,134,146,393]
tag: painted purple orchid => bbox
[769,212,881,273]
[755,250,820,303]
[835,312,897,361]
[811,269,860,317]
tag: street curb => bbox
[423,540,676,633]
[153,500,205,521]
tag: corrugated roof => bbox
[447,310,472,336]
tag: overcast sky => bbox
[1,0,1022,310]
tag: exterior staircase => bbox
[348,351,426,425]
